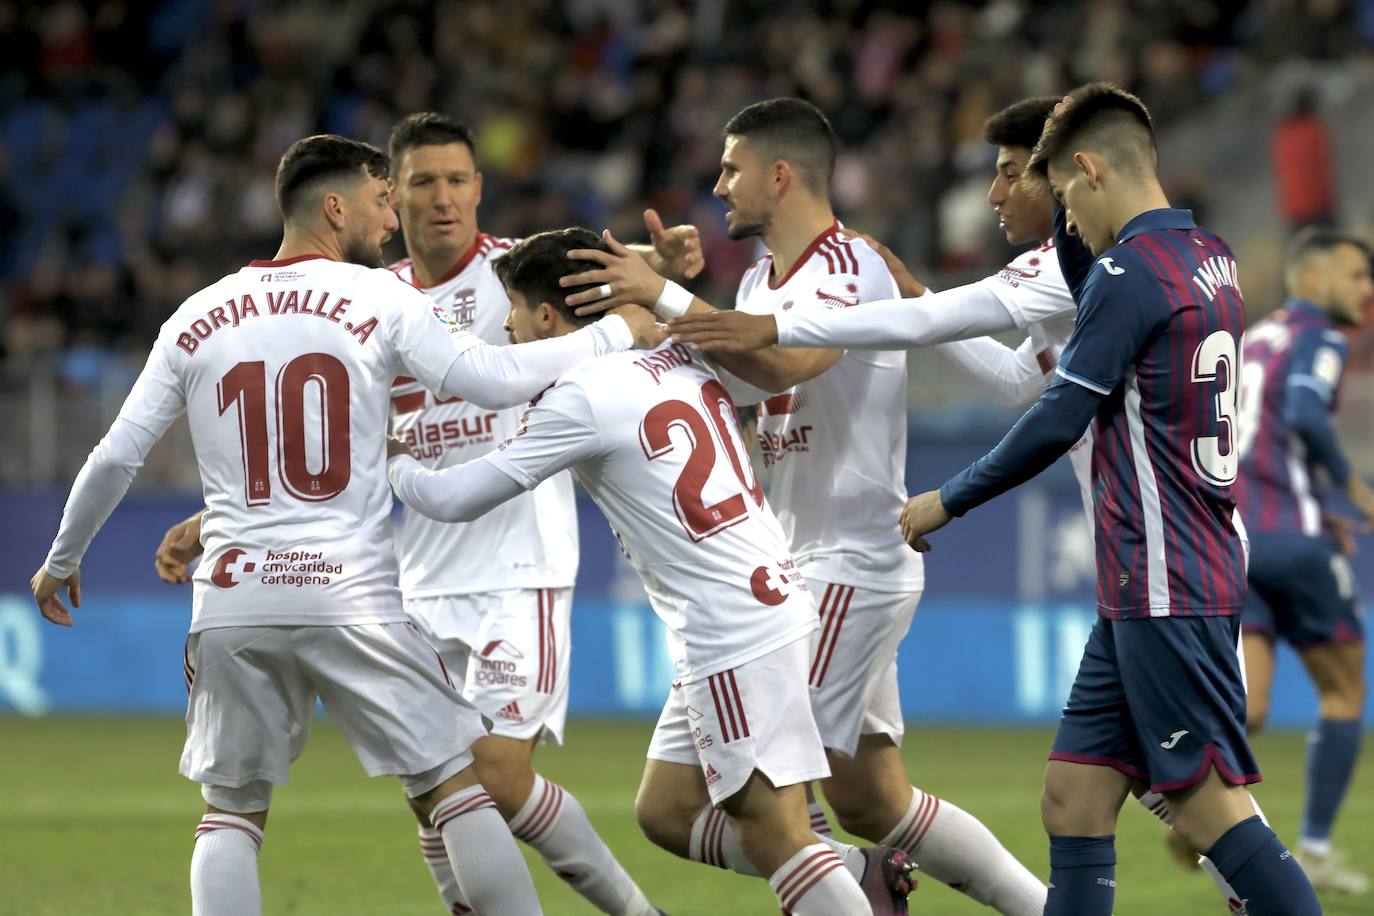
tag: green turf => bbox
[1,717,1370,914]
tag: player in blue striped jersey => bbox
[1235,227,1374,895]
[900,83,1322,916]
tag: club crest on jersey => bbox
[451,288,478,328]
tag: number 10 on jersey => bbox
[218,353,352,506]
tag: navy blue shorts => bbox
[1243,533,1363,648]
[1050,615,1261,794]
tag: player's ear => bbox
[1074,152,1101,191]
[322,190,347,232]
[474,171,483,207]
[771,159,790,199]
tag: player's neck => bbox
[409,230,480,288]
[1106,183,1172,243]
[764,199,837,282]
[274,226,344,263]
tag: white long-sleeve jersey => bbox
[388,341,817,684]
[42,254,630,632]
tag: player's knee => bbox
[828,796,897,842]
[470,758,536,820]
[1040,776,1116,837]
[632,790,693,856]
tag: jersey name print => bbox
[124,255,483,632]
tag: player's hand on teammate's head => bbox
[644,208,705,282]
[563,230,667,316]
[610,304,668,350]
[387,436,417,461]
[839,228,926,298]
[668,310,778,353]
[31,566,80,626]
[154,510,205,584]
[898,490,952,552]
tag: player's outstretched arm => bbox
[899,379,1101,554]
[429,310,659,409]
[672,278,1027,356]
[155,508,206,584]
[562,230,840,392]
[938,335,1048,408]
[387,450,527,523]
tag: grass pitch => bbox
[1,716,1370,915]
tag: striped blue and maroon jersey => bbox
[1055,209,1247,619]
[1235,301,1349,536]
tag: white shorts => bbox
[179,623,484,801]
[407,588,572,746]
[807,581,921,757]
[646,636,830,806]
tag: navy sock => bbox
[1301,717,1362,847]
[1206,816,1321,916]
[1045,835,1116,916]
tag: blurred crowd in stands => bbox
[4,0,1374,366]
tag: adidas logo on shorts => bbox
[704,762,722,786]
[496,701,524,723]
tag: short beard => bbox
[725,210,769,241]
[342,235,385,269]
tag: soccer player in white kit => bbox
[151,113,697,916]
[385,227,917,916]
[671,96,1259,915]
[30,135,658,916]
[563,98,1044,915]
[384,112,694,916]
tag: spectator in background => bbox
[1273,88,1338,233]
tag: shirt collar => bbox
[1116,208,1196,244]
[1285,298,1331,324]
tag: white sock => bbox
[1136,789,1175,827]
[689,804,865,882]
[690,804,761,876]
[769,843,868,915]
[881,786,1045,916]
[191,814,263,916]
[431,785,543,916]
[510,775,654,916]
[417,824,472,913]
[1136,789,1262,911]
[808,800,833,836]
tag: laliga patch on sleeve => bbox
[431,303,459,333]
[1314,346,1343,389]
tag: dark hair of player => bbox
[388,111,478,167]
[1286,225,1373,268]
[1026,83,1157,185]
[723,98,837,195]
[493,228,608,328]
[274,134,388,220]
[983,97,1060,151]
